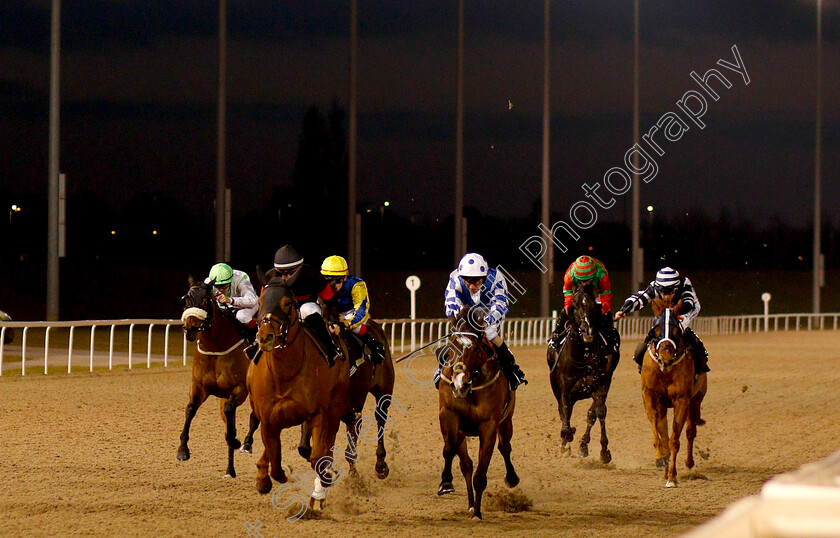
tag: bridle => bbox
[258,282,299,350]
[439,330,499,397]
[181,285,214,338]
[648,309,688,372]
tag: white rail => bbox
[1,312,839,375]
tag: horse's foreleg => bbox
[241,412,260,453]
[372,390,392,479]
[438,409,459,496]
[591,387,612,464]
[579,401,596,459]
[497,417,519,488]
[456,435,474,515]
[685,391,704,470]
[642,388,669,468]
[256,423,285,494]
[559,391,576,455]
[177,387,208,461]
[471,422,498,520]
[298,421,312,461]
[666,399,689,487]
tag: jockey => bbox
[206,263,258,344]
[435,252,527,391]
[615,266,710,376]
[321,255,386,365]
[549,255,619,355]
[267,245,343,367]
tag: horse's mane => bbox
[453,305,489,337]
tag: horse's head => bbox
[257,277,297,352]
[445,306,494,398]
[649,305,688,372]
[572,281,600,344]
[180,279,215,342]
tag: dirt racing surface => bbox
[1,332,839,537]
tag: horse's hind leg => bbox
[341,412,361,477]
[579,401,596,459]
[497,417,519,488]
[685,395,703,469]
[241,412,260,453]
[177,385,209,461]
[593,390,612,464]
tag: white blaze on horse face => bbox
[453,371,466,392]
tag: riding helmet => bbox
[274,245,304,270]
[321,255,349,276]
[458,253,488,278]
[208,263,234,286]
[654,267,680,293]
[570,256,597,281]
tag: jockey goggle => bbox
[277,268,298,278]
[657,286,677,295]
[462,276,484,286]
[326,276,346,284]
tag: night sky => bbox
[2,1,839,227]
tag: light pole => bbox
[813,0,823,313]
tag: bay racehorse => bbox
[177,279,258,478]
[547,280,619,463]
[437,306,518,520]
[298,319,396,480]
[642,299,708,487]
[247,277,350,507]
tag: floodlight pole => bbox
[47,0,61,320]
[454,0,464,264]
[630,0,642,295]
[540,0,552,317]
[349,0,359,274]
[215,0,227,262]
[813,0,823,313]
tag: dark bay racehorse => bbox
[177,279,258,478]
[547,281,619,463]
[298,319,396,480]
[437,306,519,520]
[642,300,708,487]
[247,278,350,507]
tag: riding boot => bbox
[549,308,571,350]
[600,312,620,355]
[684,328,710,374]
[304,313,342,367]
[360,331,386,365]
[495,342,527,391]
[434,346,451,389]
[634,328,656,374]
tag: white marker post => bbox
[761,293,772,333]
[405,275,421,351]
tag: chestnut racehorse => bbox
[298,319,396,480]
[641,299,708,487]
[437,306,519,520]
[547,280,619,463]
[247,278,350,507]
[177,279,258,478]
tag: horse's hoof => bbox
[348,466,359,478]
[375,464,389,480]
[578,445,589,458]
[309,497,326,511]
[176,447,190,461]
[655,458,668,469]
[227,438,241,450]
[256,476,272,494]
[560,445,571,457]
[298,446,312,460]
[601,450,612,464]
[505,473,520,488]
[665,480,678,488]
[438,482,455,495]
[224,472,234,479]
[240,444,253,454]
[471,510,483,520]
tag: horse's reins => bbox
[440,332,502,394]
[649,309,688,371]
[259,311,297,349]
[394,333,451,363]
[197,339,245,356]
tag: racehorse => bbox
[547,280,619,463]
[641,299,708,487]
[297,319,396,480]
[247,277,350,507]
[176,279,258,478]
[437,306,518,520]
